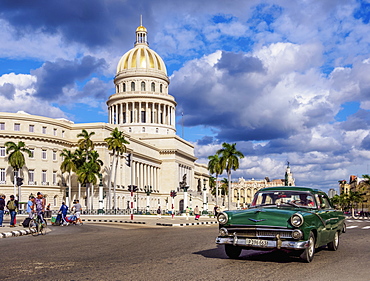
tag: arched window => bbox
[151,82,155,92]
[160,84,163,93]
[131,82,135,91]
[141,81,146,91]
[53,195,58,207]
[123,83,126,92]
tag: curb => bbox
[156,221,218,227]
[0,228,37,239]
[82,219,146,224]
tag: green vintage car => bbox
[215,186,346,262]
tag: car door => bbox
[316,194,333,245]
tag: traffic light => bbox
[170,190,177,198]
[133,185,138,192]
[126,153,131,167]
[16,177,23,186]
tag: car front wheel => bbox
[300,231,315,263]
[327,231,339,251]
[225,244,242,259]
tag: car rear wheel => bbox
[327,231,339,251]
[300,231,315,263]
[225,244,242,259]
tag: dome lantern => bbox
[135,15,148,46]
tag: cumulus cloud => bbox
[31,56,107,101]
[0,73,66,117]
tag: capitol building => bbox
[0,24,210,212]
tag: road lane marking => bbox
[346,226,359,229]
[362,226,370,229]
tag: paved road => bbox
[1,219,369,281]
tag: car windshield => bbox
[251,190,317,208]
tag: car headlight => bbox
[217,212,228,225]
[290,213,304,227]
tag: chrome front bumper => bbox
[215,236,309,250]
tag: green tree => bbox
[348,191,363,217]
[60,149,77,207]
[216,143,244,210]
[5,141,32,201]
[104,128,129,209]
[208,154,223,207]
[77,129,95,154]
[77,150,103,210]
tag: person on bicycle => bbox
[35,192,46,224]
[27,196,35,218]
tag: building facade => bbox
[0,24,210,213]
[230,165,295,208]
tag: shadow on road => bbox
[194,245,327,263]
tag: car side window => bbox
[318,194,331,209]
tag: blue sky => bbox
[1,0,370,192]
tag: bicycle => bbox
[29,213,47,236]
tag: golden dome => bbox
[117,46,167,75]
[136,25,147,32]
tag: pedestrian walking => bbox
[72,200,83,225]
[0,194,5,227]
[6,195,18,227]
[194,205,200,220]
[157,206,161,219]
[59,202,68,225]
[185,206,190,220]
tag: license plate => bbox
[245,238,268,247]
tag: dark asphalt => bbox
[1,220,369,281]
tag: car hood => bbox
[224,207,307,228]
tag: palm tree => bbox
[104,128,129,209]
[5,141,32,201]
[216,143,244,210]
[77,129,95,153]
[72,148,86,200]
[77,150,103,210]
[208,154,223,206]
[60,149,76,207]
[348,191,363,217]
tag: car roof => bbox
[258,186,322,193]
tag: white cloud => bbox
[0,73,66,118]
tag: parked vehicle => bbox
[216,186,346,262]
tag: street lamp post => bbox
[144,185,153,214]
[98,174,104,214]
[237,190,240,209]
[183,185,189,212]
[203,179,208,214]
[170,190,177,219]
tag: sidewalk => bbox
[0,216,52,239]
[80,214,218,227]
[0,214,218,239]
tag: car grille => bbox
[229,228,293,239]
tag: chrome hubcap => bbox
[308,237,314,257]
